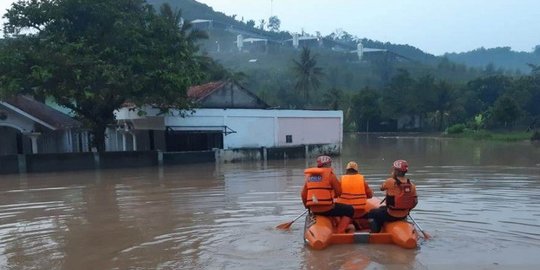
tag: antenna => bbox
[270,0,273,17]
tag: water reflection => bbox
[0,134,539,269]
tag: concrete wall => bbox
[277,117,342,146]
[161,109,343,150]
[26,152,96,173]
[99,151,158,169]
[0,143,340,174]
[163,151,215,165]
[0,155,20,174]
[224,116,275,148]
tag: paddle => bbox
[276,209,309,230]
[408,214,431,240]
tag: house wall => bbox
[223,116,275,148]
[277,117,342,146]
[0,105,37,132]
[163,109,343,150]
[116,108,343,152]
[0,104,84,155]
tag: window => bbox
[286,135,292,143]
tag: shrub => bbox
[446,124,466,134]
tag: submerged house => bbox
[0,95,84,155]
[113,81,343,160]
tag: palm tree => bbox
[159,3,208,42]
[292,47,324,107]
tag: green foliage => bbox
[445,46,540,73]
[322,88,343,110]
[490,95,522,128]
[472,114,485,130]
[351,87,381,132]
[446,123,466,134]
[268,16,281,32]
[0,0,206,151]
[292,47,324,107]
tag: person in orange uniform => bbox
[366,160,418,233]
[336,161,373,216]
[301,155,354,233]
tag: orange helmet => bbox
[316,155,332,167]
[393,160,408,172]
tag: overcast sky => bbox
[2,0,540,55]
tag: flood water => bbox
[1,133,540,269]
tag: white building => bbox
[113,81,343,155]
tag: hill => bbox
[142,0,492,110]
[445,46,540,73]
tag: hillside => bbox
[147,0,439,63]
[445,46,540,73]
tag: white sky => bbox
[2,0,540,55]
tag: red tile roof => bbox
[187,81,227,101]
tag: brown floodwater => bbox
[1,133,539,269]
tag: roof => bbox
[187,81,269,109]
[187,81,227,101]
[3,95,81,130]
[191,19,213,24]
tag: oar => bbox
[408,214,431,240]
[276,209,309,230]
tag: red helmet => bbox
[393,160,408,172]
[316,155,332,167]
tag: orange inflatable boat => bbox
[303,198,418,250]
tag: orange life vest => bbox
[386,178,417,210]
[336,174,367,209]
[304,168,334,207]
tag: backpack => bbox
[387,178,418,210]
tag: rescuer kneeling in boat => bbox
[301,155,355,233]
[336,161,373,229]
[366,160,418,233]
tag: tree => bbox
[268,16,281,32]
[0,0,206,151]
[246,19,256,29]
[322,88,343,110]
[259,19,266,30]
[351,88,381,132]
[491,95,522,128]
[292,47,324,107]
[382,69,414,118]
[430,80,455,131]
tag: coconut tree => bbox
[292,47,324,107]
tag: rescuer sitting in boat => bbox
[335,161,373,222]
[301,155,355,233]
[365,160,418,233]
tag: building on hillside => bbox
[190,19,213,30]
[284,34,322,49]
[0,95,85,155]
[113,81,343,158]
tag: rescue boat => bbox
[303,198,418,250]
